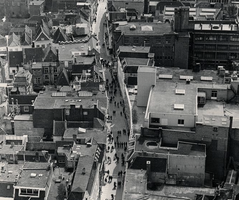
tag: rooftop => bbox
[115,22,173,35]
[75,56,95,64]
[194,23,239,31]
[33,90,106,110]
[16,162,50,188]
[71,155,95,192]
[0,144,24,155]
[63,128,107,145]
[124,58,151,66]
[147,81,197,115]
[0,162,24,183]
[135,136,206,156]
[123,169,215,200]
[29,0,45,5]
[118,46,150,53]
[163,7,221,21]
[156,67,225,84]
[197,101,230,127]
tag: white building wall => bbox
[137,67,156,107]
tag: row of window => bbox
[194,52,238,59]
[195,45,239,51]
[124,36,172,44]
[20,188,39,196]
[155,56,173,60]
[151,118,185,125]
[34,74,58,84]
[195,35,239,42]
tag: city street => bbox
[92,1,129,199]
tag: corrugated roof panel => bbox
[179,75,193,80]
[201,76,213,81]
[159,74,173,79]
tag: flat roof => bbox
[194,24,238,31]
[29,0,44,5]
[123,169,215,200]
[197,101,230,127]
[33,91,105,109]
[156,67,224,84]
[135,136,206,156]
[16,162,50,188]
[0,162,24,183]
[14,114,33,121]
[148,81,197,115]
[124,58,149,66]
[63,128,107,144]
[0,145,24,155]
[58,42,89,60]
[119,46,150,53]
[115,22,173,35]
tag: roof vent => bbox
[174,104,184,110]
[30,173,37,178]
[129,24,136,30]
[38,174,43,177]
[175,89,185,95]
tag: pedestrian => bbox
[114,141,116,147]
[111,194,114,200]
[107,146,110,152]
[105,177,108,183]
[124,146,127,152]
[113,181,117,189]
[111,146,114,152]
[116,136,118,142]
[120,111,122,116]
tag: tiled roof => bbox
[23,47,44,64]
[8,33,20,47]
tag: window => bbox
[34,78,41,84]
[133,37,139,44]
[217,45,228,50]
[205,36,217,41]
[230,36,239,41]
[229,46,239,50]
[44,75,49,80]
[12,70,16,74]
[83,111,88,115]
[54,68,58,73]
[178,119,184,125]
[44,67,49,74]
[218,36,228,41]
[211,91,217,99]
[205,45,216,50]
[23,106,29,112]
[205,53,215,59]
[7,185,10,190]
[195,35,203,41]
[124,37,130,44]
[213,127,218,132]
[20,188,39,196]
[155,38,161,44]
[151,118,160,123]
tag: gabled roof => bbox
[35,26,51,42]
[8,51,23,67]
[8,33,20,47]
[23,47,44,64]
[21,25,33,45]
[43,45,58,62]
[0,35,7,47]
[56,68,70,86]
[53,27,68,43]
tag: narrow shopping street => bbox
[92,1,129,199]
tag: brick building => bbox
[112,22,189,68]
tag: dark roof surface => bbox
[71,155,94,192]
[23,47,44,63]
[8,51,23,67]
